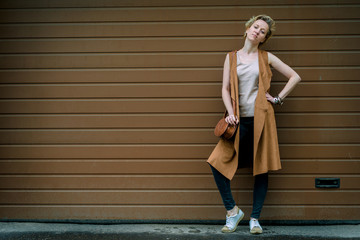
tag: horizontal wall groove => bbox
[0,143,359,146]
[0,112,358,116]
[1,66,359,70]
[0,66,359,71]
[0,189,358,192]
[0,205,357,208]
[0,34,360,41]
[1,0,359,8]
[0,66,358,70]
[1,126,359,130]
[2,34,359,40]
[0,82,224,86]
[1,81,357,86]
[11,19,360,24]
[1,4,359,10]
[1,97,359,100]
[0,173,357,177]
[0,159,358,162]
[1,50,359,55]
[4,19,359,24]
[0,35,359,40]
[0,173,358,177]
[1,19,360,25]
[0,127,357,131]
[2,49,360,54]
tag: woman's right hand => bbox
[225,114,239,125]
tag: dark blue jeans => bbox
[210,117,268,219]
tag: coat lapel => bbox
[253,50,270,163]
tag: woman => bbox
[207,15,301,234]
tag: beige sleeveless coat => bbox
[207,49,281,179]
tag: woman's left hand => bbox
[265,92,275,104]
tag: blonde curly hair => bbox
[244,15,276,47]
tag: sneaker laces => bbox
[225,214,236,229]
[250,219,262,229]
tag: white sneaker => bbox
[221,208,244,233]
[249,218,263,234]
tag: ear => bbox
[244,27,250,37]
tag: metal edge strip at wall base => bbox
[1,219,359,225]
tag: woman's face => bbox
[246,19,269,44]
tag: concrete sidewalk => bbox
[0,222,359,240]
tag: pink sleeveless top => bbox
[236,51,259,117]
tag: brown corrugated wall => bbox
[0,0,359,221]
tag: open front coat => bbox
[207,49,281,179]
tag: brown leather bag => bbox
[214,100,238,139]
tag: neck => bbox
[241,39,259,54]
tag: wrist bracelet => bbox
[274,95,284,105]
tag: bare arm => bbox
[222,53,238,125]
[266,52,301,103]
